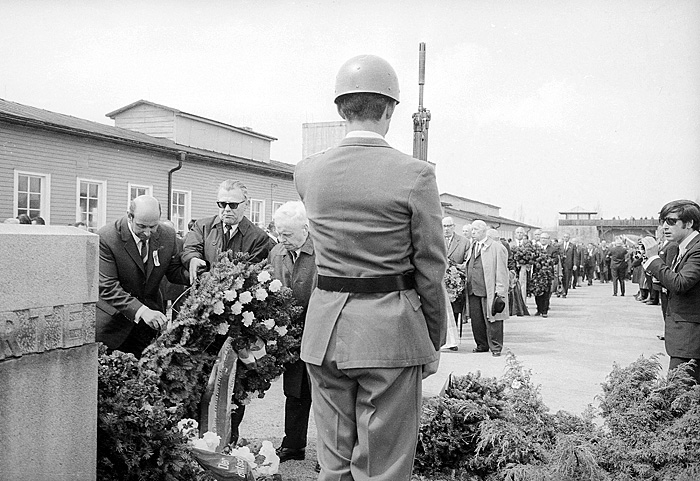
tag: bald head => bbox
[128,195,161,241]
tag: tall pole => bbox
[412,42,431,161]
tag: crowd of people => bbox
[7,52,698,481]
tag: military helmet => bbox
[334,54,400,104]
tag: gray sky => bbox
[2,0,698,227]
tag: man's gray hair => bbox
[274,201,307,226]
[486,228,500,240]
[217,180,248,200]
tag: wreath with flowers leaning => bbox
[142,251,304,416]
[444,265,465,302]
[526,245,557,297]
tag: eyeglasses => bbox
[660,216,682,226]
[217,201,243,210]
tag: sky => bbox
[1,0,698,228]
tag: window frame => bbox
[127,183,153,209]
[76,178,107,232]
[249,199,265,228]
[170,189,191,237]
[14,170,51,223]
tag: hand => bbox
[189,258,208,285]
[573,266,578,271]
[641,236,659,258]
[141,308,168,330]
[422,355,440,379]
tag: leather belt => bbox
[317,274,414,293]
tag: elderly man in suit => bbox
[295,54,447,481]
[182,179,274,284]
[443,216,468,331]
[267,201,317,463]
[182,179,275,443]
[560,233,576,297]
[466,220,509,356]
[510,227,530,299]
[643,200,700,383]
[96,195,189,357]
[608,239,629,296]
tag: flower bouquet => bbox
[512,241,537,268]
[444,265,465,302]
[179,419,281,481]
[527,246,557,297]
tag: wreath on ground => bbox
[97,252,304,481]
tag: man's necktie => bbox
[289,250,298,264]
[671,251,683,271]
[139,240,148,264]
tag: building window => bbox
[171,190,191,237]
[127,183,153,208]
[14,170,51,222]
[77,179,107,232]
[249,199,265,227]
[272,201,284,215]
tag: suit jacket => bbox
[446,233,468,266]
[608,246,628,269]
[96,216,189,349]
[295,136,448,369]
[465,237,510,321]
[561,242,576,270]
[645,234,700,358]
[583,248,597,268]
[268,236,317,398]
[182,215,274,267]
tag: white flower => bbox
[212,300,225,315]
[267,340,277,347]
[511,379,522,390]
[177,418,198,434]
[234,276,245,290]
[269,279,283,293]
[224,289,237,301]
[230,446,256,468]
[230,301,243,315]
[239,291,253,304]
[202,431,221,451]
[274,325,287,337]
[256,440,280,475]
[257,270,271,283]
[216,323,229,335]
[263,318,276,330]
[192,437,211,451]
[242,311,255,327]
[255,288,268,301]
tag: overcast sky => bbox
[1,0,698,227]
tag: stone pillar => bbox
[0,225,98,481]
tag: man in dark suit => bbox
[267,201,317,463]
[643,200,700,382]
[534,232,559,317]
[560,233,576,297]
[583,242,597,286]
[182,179,274,284]
[608,240,629,296]
[295,54,447,480]
[96,195,189,357]
[182,179,275,443]
[443,216,468,331]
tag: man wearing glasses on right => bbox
[642,200,700,383]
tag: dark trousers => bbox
[660,291,669,320]
[534,289,551,315]
[562,267,572,296]
[281,362,313,450]
[584,266,595,285]
[230,402,245,445]
[611,265,627,295]
[469,294,503,353]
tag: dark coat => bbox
[561,242,576,270]
[268,236,317,398]
[182,215,274,267]
[608,245,629,270]
[645,234,700,358]
[96,216,189,349]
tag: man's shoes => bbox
[645,300,659,305]
[562,294,567,298]
[448,346,458,351]
[492,352,502,357]
[472,347,489,353]
[621,294,625,296]
[657,335,665,340]
[542,313,548,318]
[277,447,305,462]
[315,462,321,473]
[613,293,617,296]
[534,312,541,316]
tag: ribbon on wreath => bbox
[200,337,237,451]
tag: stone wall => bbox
[0,225,98,481]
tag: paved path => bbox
[424,280,668,414]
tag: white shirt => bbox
[127,221,149,323]
[345,130,385,139]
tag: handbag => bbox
[491,294,506,316]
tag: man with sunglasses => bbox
[642,200,700,383]
[182,180,274,285]
[96,195,189,357]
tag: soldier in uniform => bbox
[295,54,447,480]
